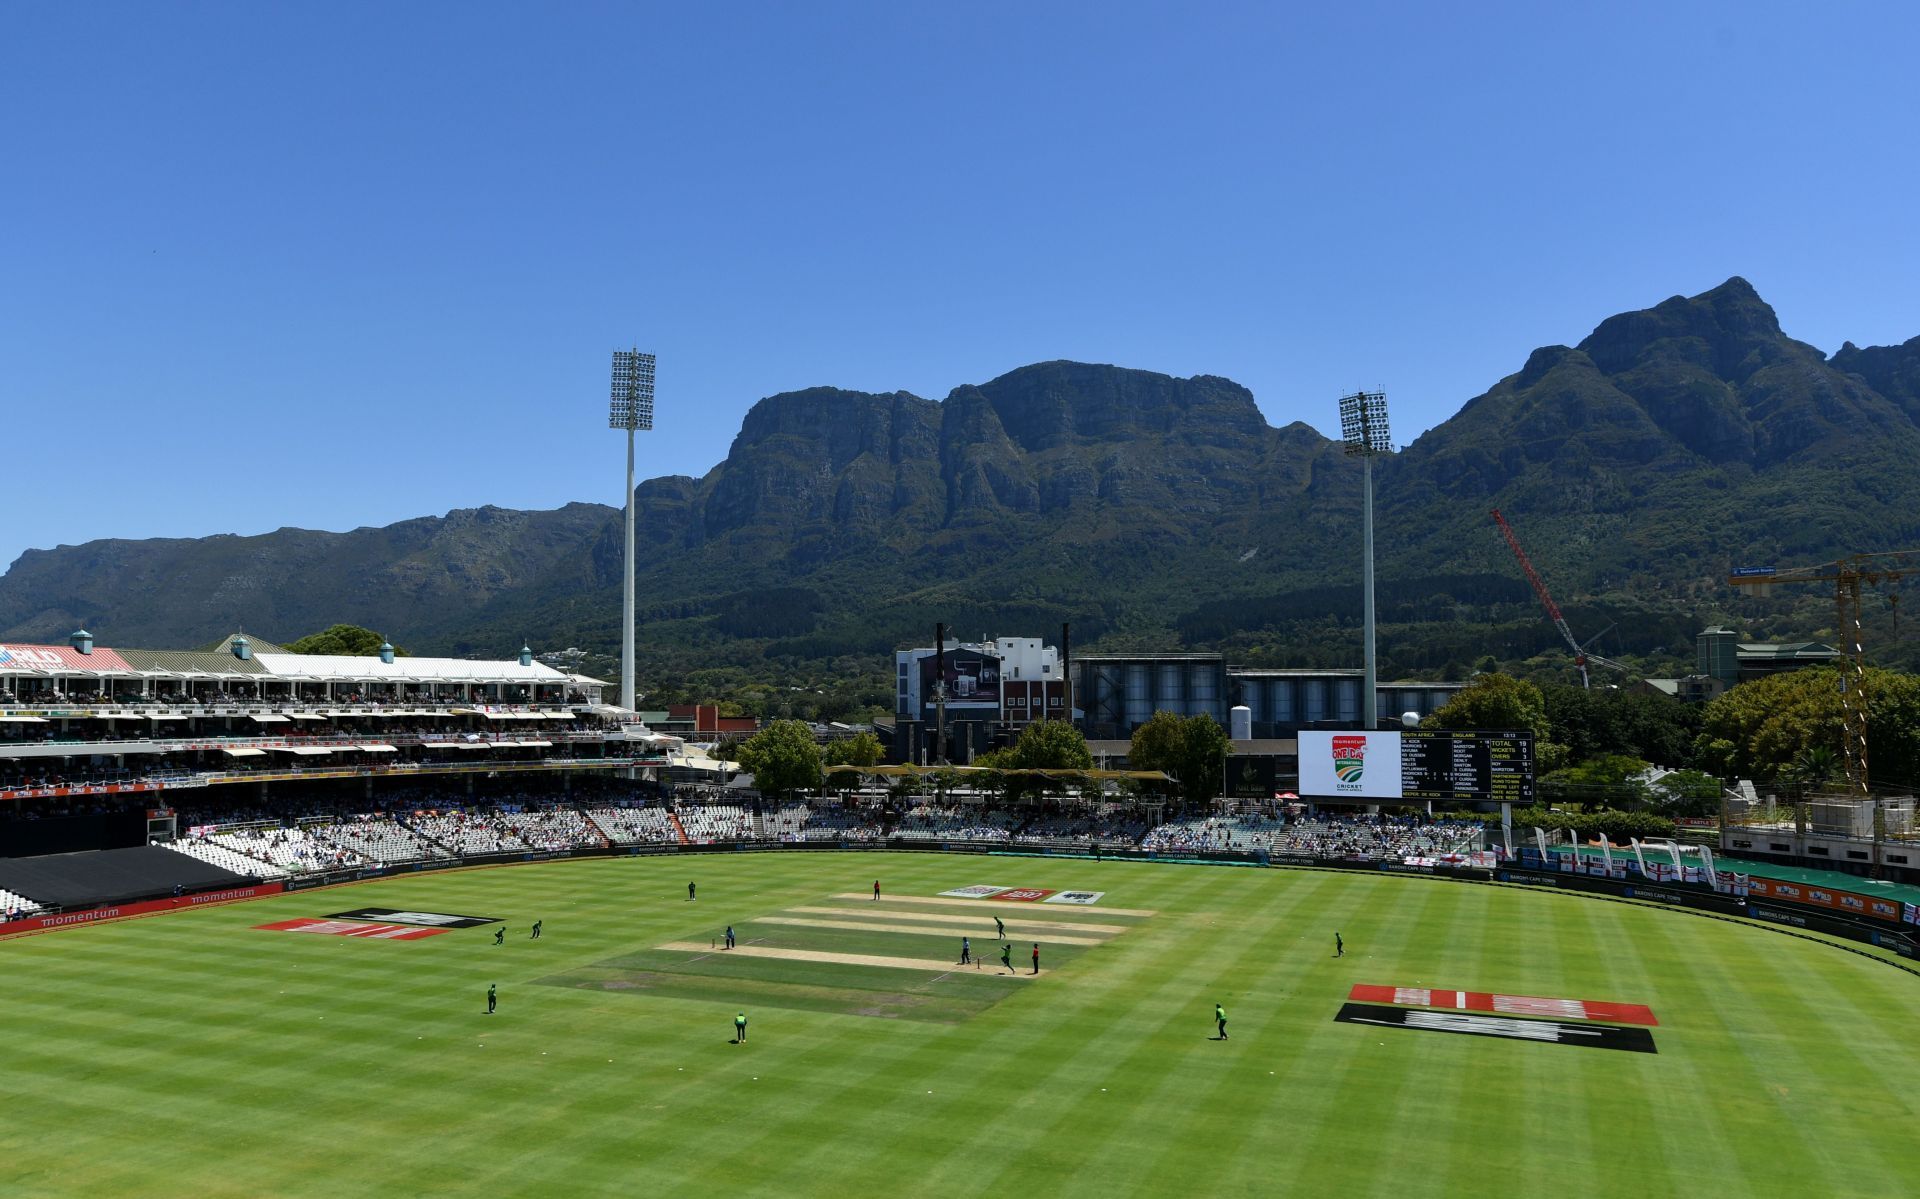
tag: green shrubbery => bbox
[1486,805,1678,841]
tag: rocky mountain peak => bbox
[972,361,1269,453]
[7,287,1920,667]
[1576,276,1788,382]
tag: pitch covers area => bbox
[2,854,1917,1196]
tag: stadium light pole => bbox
[609,349,656,713]
[1339,390,1391,731]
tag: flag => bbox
[1665,840,1688,881]
[1599,834,1614,876]
[1630,838,1650,879]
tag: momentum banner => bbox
[0,883,285,937]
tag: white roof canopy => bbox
[254,652,566,685]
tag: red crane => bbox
[1490,509,1625,688]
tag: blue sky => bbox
[3,2,1915,571]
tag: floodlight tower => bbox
[1339,390,1391,730]
[609,349,656,712]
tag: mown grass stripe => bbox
[2,852,1915,1198]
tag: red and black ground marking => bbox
[1347,984,1658,1026]
[255,917,453,941]
[1334,1003,1658,1053]
[328,907,500,929]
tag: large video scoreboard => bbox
[1297,729,1535,803]
[1399,729,1534,803]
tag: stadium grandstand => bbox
[0,630,705,806]
[10,763,1920,974]
[0,763,1497,913]
[137,792,1485,880]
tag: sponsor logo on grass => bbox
[988,889,1056,903]
[1334,1002,1657,1054]
[939,885,1012,899]
[1347,984,1657,1026]
[329,907,498,928]
[1041,891,1105,906]
[256,918,451,941]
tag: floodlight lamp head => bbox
[609,349,657,431]
[1338,390,1391,456]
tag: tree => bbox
[1128,711,1229,803]
[1540,683,1606,762]
[1650,769,1722,819]
[1865,672,1920,789]
[1542,685,1698,769]
[735,719,822,797]
[288,624,402,657]
[1425,673,1564,771]
[1790,746,1838,788]
[1696,668,1843,781]
[1540,754,1653,808]
[821,731,882,768]
[983,719,1094,801]
[1003,719,1094,771]
[1426,673,1549,738]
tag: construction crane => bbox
[1727,550,1920,797]
[1490,509,1629,689]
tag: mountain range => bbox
[5,278,1918,683]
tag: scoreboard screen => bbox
[1400,729,1534,803]
[1297,729,1535,803]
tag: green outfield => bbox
[2,854,1917,1198]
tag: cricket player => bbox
[1001,943,1014,974]
[487,984,497,1014]
[1335,932,1344,958]
[1031,943,1040,975]
[960,936,972,965]
[725,925,736,950]
[494,927,505,946]
[1215,1002,1227,1040]
[688,881,697,901]
[531,920,542,940]
[734,1011,748,1043]
[873,880,881,901]
[994,915,1005,939]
